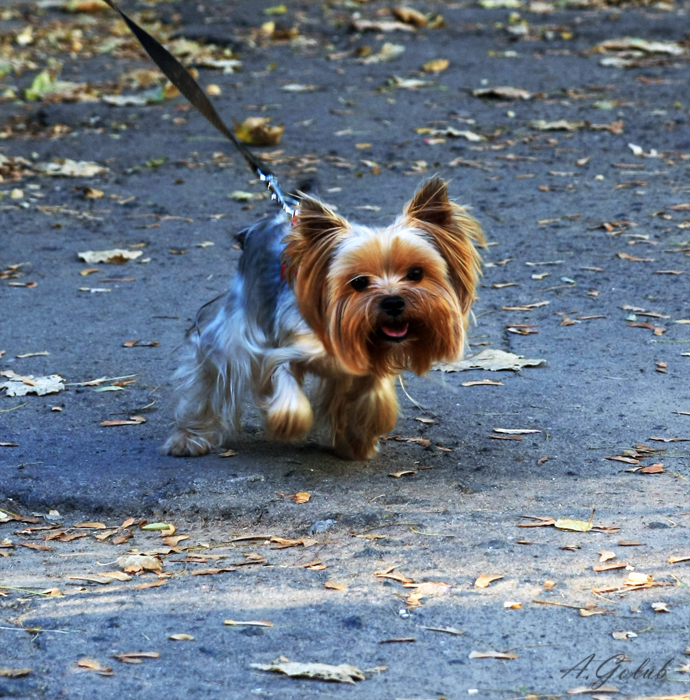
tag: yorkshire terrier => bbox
[163,177,484,460]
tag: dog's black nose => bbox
[380,295,405,317]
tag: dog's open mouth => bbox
[379,322,409,342]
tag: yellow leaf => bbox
[233,117,284,146]
[422,59,449,73]
[168,633,195,641]
[294,491,310,504]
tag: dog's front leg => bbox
[327,374,398,460]
[258,362,313,442]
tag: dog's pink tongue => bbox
[382,323,408,338]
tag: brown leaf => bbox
[475,574,503,589]
[101,416,146,427]
[113,651,159,665]
[0,668,31,678]
[224,619,273,627]
[168,633,194,641]
[462,379,503,387]
[77,658,113,676]
[668,554,690,564]
[605,455,640,465]
[324,580,348,591]
[617,252,654,262]
[191,567,237,576]
[389,470,417,478]
[392,6,428,27]
[233,117,284,146]
[593,562,628,572]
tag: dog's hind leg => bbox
[162,353,230,457]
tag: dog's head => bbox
[283,177,484,376]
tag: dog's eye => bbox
[350,276,370,291]
[406,267,424,282]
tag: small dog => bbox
[163,177,484,460]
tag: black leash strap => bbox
[102,0,297,216]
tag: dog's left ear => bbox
[404,177,485,314]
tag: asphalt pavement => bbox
[1,0,690,698]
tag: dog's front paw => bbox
[265,391,313,442]
[162,430,213,457]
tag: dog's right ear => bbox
[283,195,349,346]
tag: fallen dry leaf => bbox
[494,428,541,435]
[134,579,166,590]
[116,554,162,573]
[101,416,146,427]
[419,626,464,636]
[651,602,670,613]
[251,659,366,684]
[359,42,405,64]
[68,575,113,585]
[389,470,417,478]
[555,511,594,532]
[101,571,132,582]
[36,159,108,177]
[380,637,416,643]
[191,567,237,576]
[593,562,628,572]
[475,574,503,589]
[234,117,284,146]
[0,668,31,678]
[435,349,545,372]
[76,658,113,676]
[422,58,449,73]
[324,581,348,591]
[78,249,142,264]
[462,379,503,387]
[469,650,518,660]
[393,6,428,27]
[0,370,64,397]
[224,619,273,627]
[168,633,194,641]
[113,651,160,665]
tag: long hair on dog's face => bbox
[283,177,484,377]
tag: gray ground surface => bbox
[1,0,690,697]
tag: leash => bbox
[102,0,298,217]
